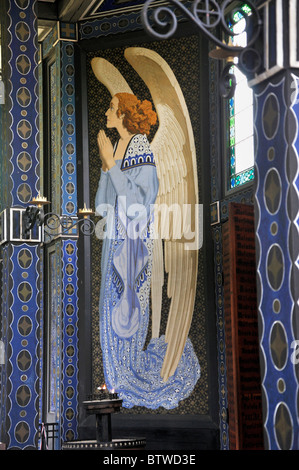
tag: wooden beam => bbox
[57,0,92,22]
[37,1,58,20]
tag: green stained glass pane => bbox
[232,4,252,23]
[242,4,252,15]
[228,3,254,190]
[230,166,254,189]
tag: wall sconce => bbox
[22,192,95,241]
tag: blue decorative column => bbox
[250,0,299,450]
[0,0,41,449]
[41,22,79,445]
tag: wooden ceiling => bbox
[37,0,150,41]
[37,0,149,22]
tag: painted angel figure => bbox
[93,48,201,409]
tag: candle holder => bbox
[87,384,119,402]
[78,203,94,219]
[22,193,96,241]
[62,386,146,450]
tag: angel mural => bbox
[92,47,201,409]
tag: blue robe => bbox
[95,134,200,409]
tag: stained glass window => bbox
[228,5,254,190]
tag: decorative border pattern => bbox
[6,244,41,449]
[0,245,10,445]
[79,1,191,40]
[0,0,42,450]
[8,0,40,206]
[79,11,143,39]
[254,75,299,449]
[42,29,80,444]
[49,46,61,216]
[212,226,229,450]
[61,239,79,442]
[61,42,78,217]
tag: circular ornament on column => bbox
[17,119,32,139]
[17,151,32,172]
[17,281,33,303]
[66,324,75,337]
[18,249,33,269]
[266,244,284,291]
[16,87,31,107]
[65,243,75,255]
[264,168,282,214]
[272,298,281,314]
[66,143,75,155]
[66,408,74,421]
[66,202,75,214]
[17,183,32,203]
[66,345,75,357]
[262,93,280,140]
[274,402,293,450]
[18,316,33,336]
[277,378,286,394]
[16,54,31,75]
[66,104,74,116]
[270,321,288,370]
[66,283,74,296]
[66,386,75,399]
[267,147,275,161]
[66,124,75,137]
[65,44,74,56]
[66,162,75,174]
[66,64,74,76]
[16,385,31,407]
[17,349,32,372]
[65,429,75,441]
[65,263,74,276]
[15,0,30,9]
[66,364,75,377]
[15,421,30,444]
[66,182,75,195]
[15,22,30,42]
[66,304,74,316]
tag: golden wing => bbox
[91,56,133,96]
[125,47,200,381]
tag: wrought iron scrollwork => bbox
[23,206,96,240]
[218,45,263,98]
[141,0,262,52]
[43,212,96,238]
[141,1,263,99]
[219,61,237,99]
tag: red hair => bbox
[115,93,157,135]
